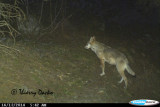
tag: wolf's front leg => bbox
[100,59,105,76]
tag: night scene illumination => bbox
[0,0,159,104]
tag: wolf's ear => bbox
[92,36,96,41]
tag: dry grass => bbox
[0,2,25,39]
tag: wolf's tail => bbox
[126,65,135,76]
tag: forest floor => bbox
[0,25,159,103]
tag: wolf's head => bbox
[85,36,96,49]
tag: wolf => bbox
[85,36,135,88]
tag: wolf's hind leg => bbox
[116,62,128,88]
[119,71,127,88]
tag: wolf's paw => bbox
[124,86,127,89]
[100,73,105,76]
[118,81,122,84]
